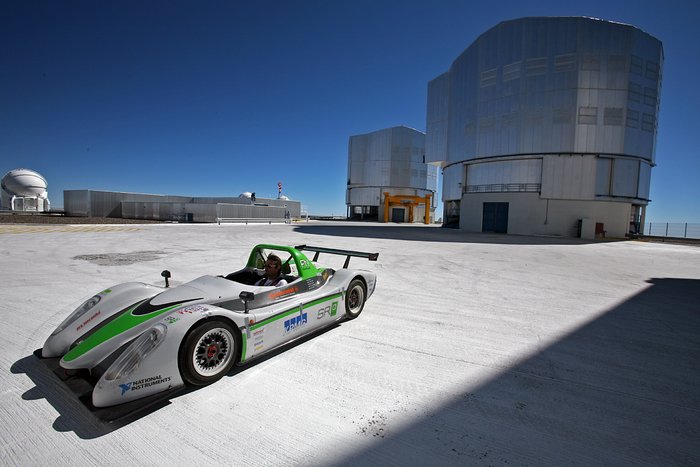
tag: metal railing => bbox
[465,183,541,193]
[644,223,700,239]
[217,218,290,225]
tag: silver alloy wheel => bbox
[192,327,235,377]
[347,283,365,314]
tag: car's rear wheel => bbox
[345,279,366,319]
[179,320,238,386]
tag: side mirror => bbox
[239,291,255,314]
[161,270,171,288]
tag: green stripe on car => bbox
[63,303,183,362]
[250,293,342,331]
[241,333,248,363]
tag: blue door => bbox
[391,207,405,223]
[482,202,508,233]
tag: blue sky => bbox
[2,0,699,221]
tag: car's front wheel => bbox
[345,279,366,320]
[179,320,238,386]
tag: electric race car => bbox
[37,244,378,417]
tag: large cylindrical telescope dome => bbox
[426,16,663,237]
[346,126,438,222]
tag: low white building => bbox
[63,190,301,223]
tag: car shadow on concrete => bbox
[11,354,119,438]
[293,224,615,245]
[11,322,342,438]
[329,278,700,466]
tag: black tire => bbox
[179,320,238,386]
[345,279,366,320]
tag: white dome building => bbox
[1,169,51,212]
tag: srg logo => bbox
[317,302,338,319]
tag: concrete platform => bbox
[1,222,698,465]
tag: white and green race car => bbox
[38,244,378,418]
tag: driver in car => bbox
[256,254,288,287]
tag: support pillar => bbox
[383,192,390,223]
[424,194,432,224]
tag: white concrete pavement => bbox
[1,221,698,466]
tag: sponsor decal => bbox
[253,326,264,348]
[164,316,180,325]
[177,304,208,315]
[270,286,299,300]
[254,344,265,351]
[102,289,112,294]
[284,312,307,334]
[317,302,338,320]
[300,259,310,270]
[76,310,101,332]
[119,375,172,396]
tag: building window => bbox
[612,158,640,198]
[596,158,612,196]
[604,108,624,126]
[555,54,576,72]
[503,61,521,81]
[631,55,643,75]
[646,61,660,80]
[644,87,658,106]
[578,106,598,125]
[641,113,655,132]
[628,82,642,102]
[480,68,497,87]
[626,109,639,128]
[526,57,547,76]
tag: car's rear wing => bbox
[295,245,379,269]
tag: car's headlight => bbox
[101,324,167,382]
[51,294,102,336]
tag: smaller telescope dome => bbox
[1,168,48,197]
[1,168,51,212]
